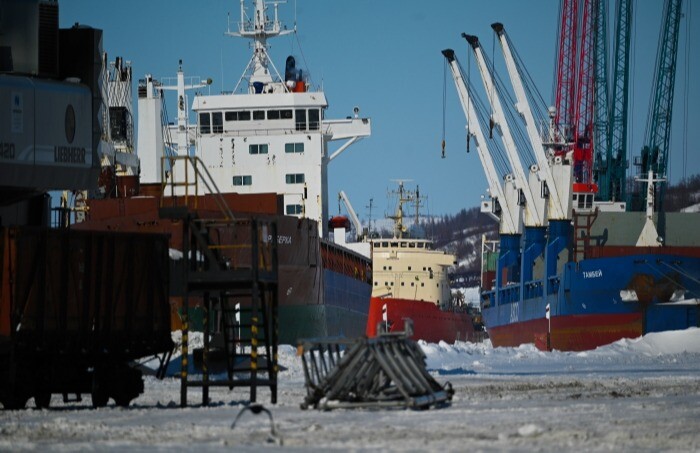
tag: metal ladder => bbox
[158,156,279,406]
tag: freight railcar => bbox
[0,227,173,409]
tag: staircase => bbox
[159,156,279,406]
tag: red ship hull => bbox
[366,297,476,343]
[487,313,643,351]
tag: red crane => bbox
[554,0,599,194]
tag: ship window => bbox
[212,112,223,133]
[285,173,305,184]
[233,175,252,186]
[409,243,415,248]
[408,266,411,271]
[267,110,280,120]
[280,109,293,119]
[390,282,394,286]
[285,143,304,153]
[309,109,320,130]
[410,282,414,287]
[382,266,386,270]
[295,109,307,131]
[390,242,398,248]
[285,204,303,215]
[199,112,211,134]
[382,242,389,248]
[249,144,268,154]
[400,242,407,248]
[253,110,265,120]
[227,110,251,121]
[401,282,404,286]
[374,282,378,286]
[423,267,427,271]
[421,283,424,287]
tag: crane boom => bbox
[463,34,545,227]
[442,49,520,235]
[338,190,363,240]
[593,0,610,199]
[491,23,572,220]
[607,0,633,203]
[637,0,683,212]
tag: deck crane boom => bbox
[635,0,683,213]
[338,190,364,241]
[491,23,573,221]
[441,49,520,236]
[463,34,546,228]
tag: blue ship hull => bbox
[482,224,700,350]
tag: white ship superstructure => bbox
[371,183,456,308]
[137,0,370,236]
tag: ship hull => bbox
[366,297,476,343]
[73,192,371,344]
[483,248,700,351]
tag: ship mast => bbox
[388,180,416,239]
[227,0,294,91]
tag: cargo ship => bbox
[72,0,372,344]
[443,12,700,351]
[365,183,476,343]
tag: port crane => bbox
[462,34,546,229]
[633,0,684,214]
[441,49,520,237]
[491,23,574,222]
[596,0,633,203]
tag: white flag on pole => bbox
[382,303,388,322]
[235,302,241,323]
[545,303,550,320]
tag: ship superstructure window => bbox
[285,173,305,184]
[285,143,304,153]
[249,144,269,154]
[309,109,320,130]
[267,109,293,120]
[212,112,223,133]
[253,110,265,120]
[286,204,303,215]
[225,111,251,121]
[295,109,306,131]
[233,175,252,186]
[199,112,211,134]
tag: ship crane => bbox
[338,190,365,241]
[463,34,546,228]
[491,23,573,221]
[441,49,520,236]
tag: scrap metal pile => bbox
[298,331,453,410]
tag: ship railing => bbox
[218,124,321,137]
[160,155,235,221]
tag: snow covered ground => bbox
[3,329,700,451]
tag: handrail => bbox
[161,155,235,221]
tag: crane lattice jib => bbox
[554,0,579,145]
[593,0,610,200]
[641,0,683,189]
[572,0,597,191]
[606,0,633,203]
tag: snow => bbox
[3,329,700,450]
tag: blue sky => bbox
[59,0,699,219]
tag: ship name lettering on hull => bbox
[583,269,603,279]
